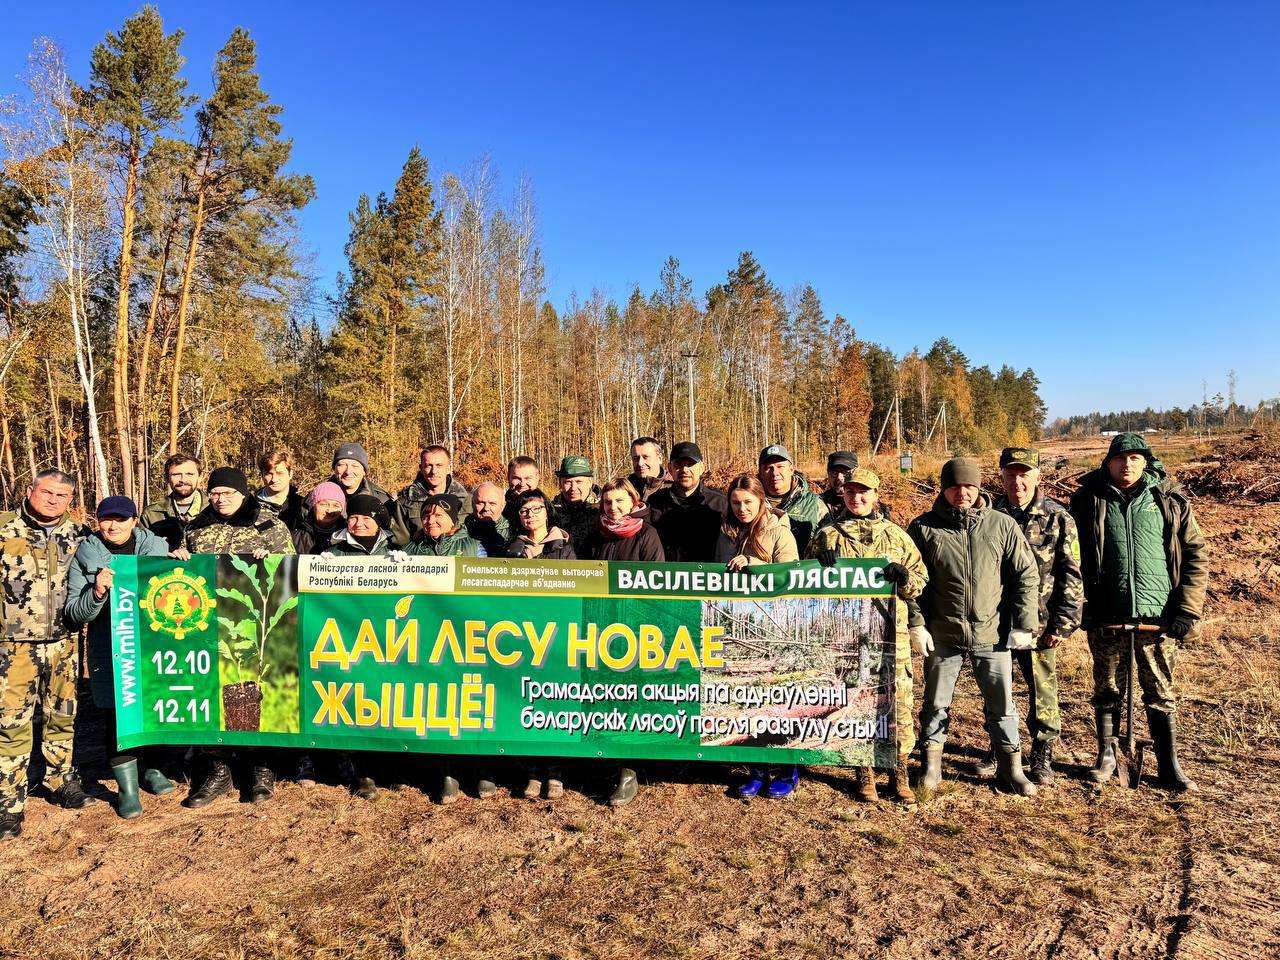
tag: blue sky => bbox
[5,1,1277,421]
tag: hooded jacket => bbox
[626,473,671,504]
[185,497,295,556]
[1068,453,1206,628]
[406,526,482,557]
[907,492,1039,649]
[324,527,394,557]
[65,527,170,706]
[714,507,799,565]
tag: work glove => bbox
[1007,629,1035,651]
[1165,616,1195,639]
[816,548,838,568]
[909,625,933,657]
[388,549,409,564]
[881,562,910,586]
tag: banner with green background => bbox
[109,555,898,767]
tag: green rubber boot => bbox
[112,758,143,820]
[142,768,175,795]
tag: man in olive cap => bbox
[1069,433,1206,792]
[551,456,600,557]
[989,447,1083,784]
[908,457,1041,796]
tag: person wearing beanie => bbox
[328,442,394,523]
[907,457,1041,797]
[1068,433,1206,792]
[806,468,929,807]
[988,447,1084,785]
[183,466,294,812]
[406,494,482,559]
[324,494,394,557]
[65,496,173,818]
[293,482,347,555]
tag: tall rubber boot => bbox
[995,745,1038,797]
[919,743,944,793]
[1087,708,1118,784]
[608,767,638,807]
[1148,710,1198,793]
[142,767,175,795]
[112,758,143,820]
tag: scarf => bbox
[598,512,644,539]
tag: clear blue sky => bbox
[5,1,1278,421]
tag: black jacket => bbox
[582,511,666,562]
[647,482,728,563]
[293,517,341,555]
[257,486,305,532]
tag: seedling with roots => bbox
[216,554,298,685]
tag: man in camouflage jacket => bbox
[0,471,91,838]
[992,447,1083,784]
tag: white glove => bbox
[1007,629,1035,651]
[910,625,934,656]
[388,550,409,563]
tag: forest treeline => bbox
[0,7,1046,511]
[1048,388,1279,437]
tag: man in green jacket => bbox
[908,457,1041,796]
[1068,433,1206,792]
[140,452,206,550]
[991,447,1083,784]
[758,444,828,555]
[0,470,91,839]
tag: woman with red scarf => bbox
[584,478,665,563]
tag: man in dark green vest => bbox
[1069,433,1207,792]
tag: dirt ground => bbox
[2,434,1278,960]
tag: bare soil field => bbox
[1,433,1278,960]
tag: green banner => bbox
[110,555,898,766]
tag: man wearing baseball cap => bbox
[550,456,600,557]
[647,441,727,562]
[820,451,858,514]
[989,447,1083,785]
[1068,433,1206,791]
[908,457,1041,797]
[757,444,827,555]
[807,467,928,806]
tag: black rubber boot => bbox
[250,765,275,804]
[1028,741,1056,785]
[608,767,638,807]
[353,777,378,800]
[439,774,460,804]
[995,745,1038,797]
[184,760,234,808]
[1087,708,1119,784]
[1148,710,1198,793]
[0,812,22,840]
[51,772,91,809]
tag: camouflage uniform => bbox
[0,506,85,813]
[185,501,295,555]
[993,488,1083,744]
[806,514,929,761]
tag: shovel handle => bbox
[1100,623,1164,634]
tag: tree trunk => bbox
[136,211,176,497]
[168,184,207,456]
[113,146,140,500]
[44,359,62,472]
[20,403,37,482]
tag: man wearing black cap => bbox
[757,444,827,555]
[990,447,1083,785]
[1069,433,1206,792]
[820,451,858,515]
[908,457,1040,797]
[646,442,727,562]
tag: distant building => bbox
[1101,430,1120,437]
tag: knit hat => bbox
[1104,433,1154,464]
[208,467,250,497]
[333,442,369,471]
[345,494,390,529]
[423,493,462,527]
[96,495,138,519]
[306,481,347,511]
[940,457,982,490]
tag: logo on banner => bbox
[138,568,217,640]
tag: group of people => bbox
[0,431,1205,839]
